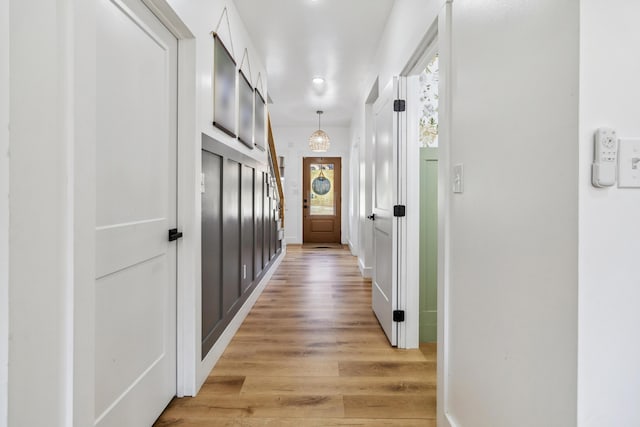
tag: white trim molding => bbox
[437,3,453,427]
[347,239,358,256]
[358,258,372,278]
[0,0,9,422]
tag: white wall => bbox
[361,0,443,104]
[348,138,360,254]
[166,0,268,162]
[271,125,350,244]
[578,1,640,425]
[9,0,97,425]
[9,0,74,425]
[0,0,9,424]
[447,0,579,426]
[9,1,96,425]
[352,102,374,277]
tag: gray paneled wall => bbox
[263,175,270,267]
[201,151,222,349]
[254,174,264,277]
[201,134,282,359]
[222,159,241,316]
[241,164,255,294]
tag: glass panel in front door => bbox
[310,163,335,216]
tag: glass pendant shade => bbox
[309,111,330,152]
[309,130,330,152]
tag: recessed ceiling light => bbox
[312,77,325,85]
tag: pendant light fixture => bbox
[308,110,330,152]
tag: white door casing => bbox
[95,0,177,425]
[372,78,401,346]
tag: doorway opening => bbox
[416,50,439,343]
[302,157,342,243]
[398,22,443,349]
[401,13,451,424]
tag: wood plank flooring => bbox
[155,244,436,426]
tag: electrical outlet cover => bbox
[618,138,640,188]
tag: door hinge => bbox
[393,205,406,217]
[393,99,406,112]
[393,310,405,322]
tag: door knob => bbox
[367,214,376,221]
[168,228,183,241]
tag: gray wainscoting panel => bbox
[273,211,280,254]
[222,159,241,315]
[254,172,264,277]
[201,151,222,356]
[201,134,282,360]
[269,198,275,260]
[262,173,270,268]
[241,165,255,293]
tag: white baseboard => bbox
[358,257,372,278]
[196,247,286,390]
[285,236,300,245]
[444,412,459,427]
[347,239,358,256]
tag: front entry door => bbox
[95,0,178,425]
[371,78,402,346]
[302,157,342,243]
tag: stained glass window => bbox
[419,54,439,148]
[310,163,335,216]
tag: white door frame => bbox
[401,29,439,349]
[398,2,453,427]
[436,6,453,426]
[140,0,199,399]
[0,0,9,422]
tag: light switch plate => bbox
[453,164,464,193]
[618,138,640,188]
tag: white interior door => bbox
[372,78,400,346]
[95,0,177,425]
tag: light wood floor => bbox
[155,244,436,426]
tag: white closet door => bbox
[372,77,401,346]
[95,0,178,425]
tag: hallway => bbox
[155,245,436,426]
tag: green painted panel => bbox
[420,148,438,343]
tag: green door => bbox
[420,147,438,342]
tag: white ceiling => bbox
[234,0,395,127]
